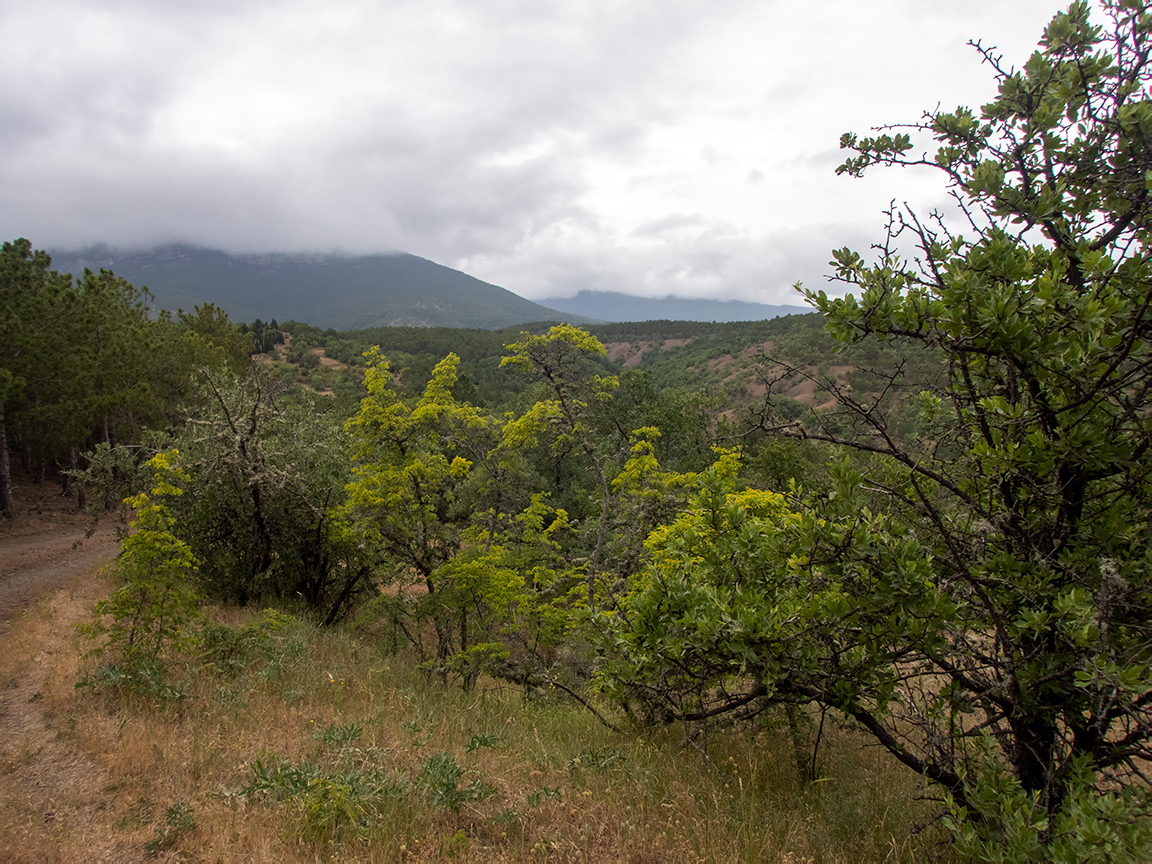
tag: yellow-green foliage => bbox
[84,450,202,663]
[500,324,619,453]
[344,348,484,563]
[344,342,597,687]
[449,496,588,673]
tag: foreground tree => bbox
[82,451,202,665]
[166,369,363,620]
[606,3,1152,858]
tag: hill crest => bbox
[539,289,807,323]
[47,244,586,331]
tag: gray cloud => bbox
[629,214,711,238]
[1,0,1066,305]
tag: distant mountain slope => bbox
[47,244,589,330]
[539,290,808,323]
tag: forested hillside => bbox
[280,314,941,432]
[537,289,807,323]
[47,245,593,331]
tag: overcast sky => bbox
[3,0,1070,304]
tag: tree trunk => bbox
[0,401,13,519]
[460,606,476,692]
[101,414,114,511]
[249,483,274,579]
[1010,711,1058,807]
[785,703,815,784]
[61,453,72,497]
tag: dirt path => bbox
[0,526,117,637]
[0,480,126,861]
[0,476,119,636]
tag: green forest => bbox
[3,2,1152,861]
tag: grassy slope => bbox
[2,585,951,862]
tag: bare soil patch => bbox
[0,474,122,860]
[312,347,348,369]
[0,478,117,637]
[603,341,652,365]
[603,337,698,368]
[0,567,123,862]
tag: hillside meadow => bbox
[1,559,949,863]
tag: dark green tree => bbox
[0,240,72,515]
[170,369,361,620]
[1,246,249,513]
[178,303,253,371]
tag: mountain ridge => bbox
[45,244,807,329]
[539,289,808,323]
[47,244,590,331]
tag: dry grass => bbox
[0,578,954,863]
